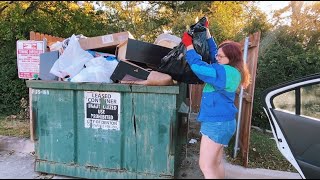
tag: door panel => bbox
[262,73,320,179]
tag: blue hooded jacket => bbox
[185,38,241,122]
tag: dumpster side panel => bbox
[33,89,75,163]
[174,83,188,172]
[134,93,176,176]
[77,92,137,172]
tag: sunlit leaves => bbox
[68,2,79,11]
[207,1,247,42]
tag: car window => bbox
[273,82,320,119]
[273,90,295,113]
[301,83,320,119]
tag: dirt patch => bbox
[175,118,204,179]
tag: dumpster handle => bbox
[169,120,174,155]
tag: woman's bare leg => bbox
[199,135,225,179]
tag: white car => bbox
[262,73,320,179]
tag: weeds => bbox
[225,128,297,172]
[0,115,30,138]
[0,98,30,138]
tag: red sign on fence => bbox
[16,40,45,79]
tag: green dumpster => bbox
[26,80,187,179]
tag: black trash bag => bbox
[157,17,211,84]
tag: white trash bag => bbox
[50,34,93,78]
[71,56,119,83]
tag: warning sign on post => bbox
[84,91,121,130]
[16,40,45,79]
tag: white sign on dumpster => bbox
[84,91,121,130]
[16,40,45,79]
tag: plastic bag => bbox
[157,17,210,84]
[71,56,119,83]
[49,34,87,56]
[50,34,93,78]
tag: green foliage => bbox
[206,1,248,43]
[0,16,28,115]
[102,1,174,42]
[252,1,320,129]
[240,4,272,40]
[253,26,320,129]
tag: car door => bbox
[262,73,320,179]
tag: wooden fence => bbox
[29,31,65,45]
[237,31,261,167]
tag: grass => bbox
[225,128,298,173]
[0,115,30,138]
[0,114,297,173]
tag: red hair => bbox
[219,41,251,89]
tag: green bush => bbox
[252,26,320,129]
[0,46,29,115]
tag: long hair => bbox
[218,41,251,89]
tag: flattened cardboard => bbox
[79,31,134,54]
[39,51,59,80]
[116,39,172,67]
[110,60,150,82]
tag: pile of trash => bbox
[22,17,210,86]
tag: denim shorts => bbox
[200,119,236,147]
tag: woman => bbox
[181,19,251,179]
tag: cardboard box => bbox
[79,31,134,54]
[116,38,172,67]
[16,40,45,79]
[110,60,150,82]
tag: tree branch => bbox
[0,1,14,14]
[23,1,41,15]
